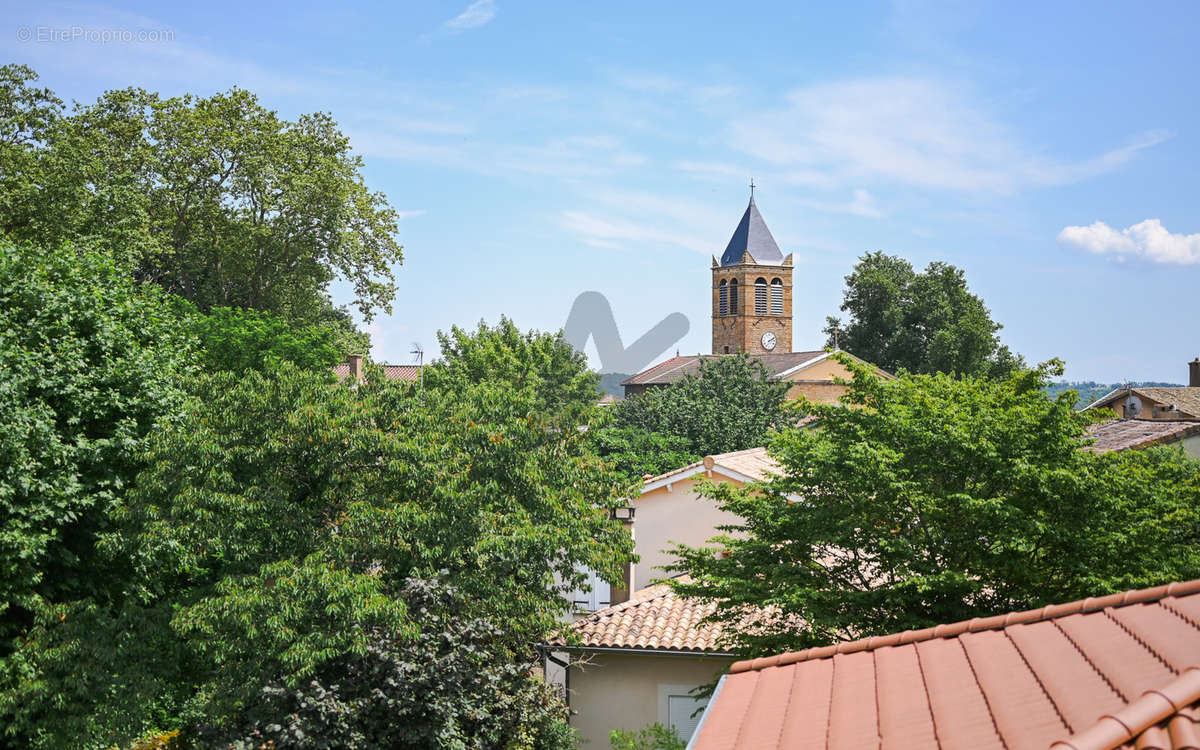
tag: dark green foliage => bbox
[587,425,700,482]
[0,241,192,651]
[611,355,790,458]
[609,723,686,750]
[0,64,401,336]
[4,363,631,748]
[672,355,1200,656]
[200,577,576,750]
[825,252,1024,378]
[192,306,342,374]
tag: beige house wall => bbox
[568,651,735,747]
[633,475,745,591]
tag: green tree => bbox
[672,355,1200,656]
[610,355,790,458]
[825,252,1023,378]
[609,723,686,750]
[3,364,631,748]
[199,577,577,749]
[0,65,402,334]
[425,317,601,422]
[192,306,342,374]
[587,425,700,482]
[0,241,193,652]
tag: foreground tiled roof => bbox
[1085,418,1200,453]
[692,579,1200,750]
[640,447,780,488]
[332,363,421,382]
[560,581,734,655]
[622,352,828,386]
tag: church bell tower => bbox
[712,187,793,355]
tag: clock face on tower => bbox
[761,331,777,351]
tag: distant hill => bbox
[597,373,629,399]
[1044,381,1184,410]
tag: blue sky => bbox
[5,1,1200,382]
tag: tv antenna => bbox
[411,342,424,400]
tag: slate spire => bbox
[719,194,784,266]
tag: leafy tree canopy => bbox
[673,355,1200,656]
[425,317,601,422]
[0,241,193,651]
[0,64,401,336]
[4,364,631,748]
[825,252,1024,378]
[607,355,790,460]
[191,306,343,374]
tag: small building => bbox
[545,582,738,748]
[689,578,1200,750]
[1084,357,1200,419]
[1086,418,1200,456]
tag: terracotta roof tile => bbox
[640,447,781,488]
[693,579,1200,750]
[1088,388,1200,419]
[332,363,421,382]
[1085,419,1200,453]
[556,580,735,654]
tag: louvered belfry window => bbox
[729,279,738,314]
[718,280,728,316]
[755,278,768,314]
[770,278,784,315]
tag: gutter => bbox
[542,643,737,659]
[686,673,728,750]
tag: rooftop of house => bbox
[1085,418,1200,453]
[556,579,733,655]
[639,447,781,493]
[621,351,830,387]
[690,578,1200,750]
[1086,386,1200,417]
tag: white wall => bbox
[632,474,745,591]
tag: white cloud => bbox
[395,209,426,221]
[731,77,1168,193]
[801,189,883,218]
[443,0,497,33]
[1058,219,1200,265]
[561,210,712,256]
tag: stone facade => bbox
[711,255,793,355]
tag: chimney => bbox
[1190,357,1200,388]
[348,354,364,382]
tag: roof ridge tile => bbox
[728,578,1200,675]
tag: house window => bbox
[569,567,611,613]
[770,278,783,315]
[755,278,767,314]
[658,684,708,743]
[729,279,738,314]
[718,280,728,316]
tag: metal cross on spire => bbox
[749,177,756,199]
